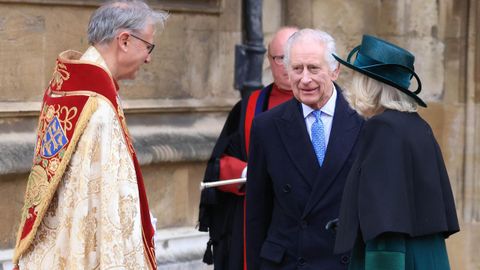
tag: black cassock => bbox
[198,85,274,270]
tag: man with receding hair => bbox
[13,1,167,269]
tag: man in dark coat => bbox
[245,29,363,270]
[198,27,298,270]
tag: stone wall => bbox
[275,0,479,269]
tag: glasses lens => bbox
[131,34,155,54]
[274,56,284,65]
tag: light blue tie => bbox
[311,110,326,166]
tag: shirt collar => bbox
[302,85,337,119]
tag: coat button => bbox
[282,184,292,193]
[300,220,308,229]
[341,255,350,264]
[297,257,306,266]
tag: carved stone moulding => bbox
[0,0,224,14]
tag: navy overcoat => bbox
[246,88,363,270]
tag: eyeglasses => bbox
[269,54,284,65]
[130,33,155,54]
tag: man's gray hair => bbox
[87,0,168,45]
[283,28,338,72]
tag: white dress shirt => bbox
[302,86,337,151]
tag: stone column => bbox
[463,0,480,223]
[457,1,480,268]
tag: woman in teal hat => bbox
[333,35,459,270]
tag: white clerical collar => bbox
[80,46,111,75]
[302,85,337,119]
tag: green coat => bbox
[348,233,451,270]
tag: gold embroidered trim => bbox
[143,229,157,270]
[50,90,99,98]
[22,166,49,221]
[13,97,98,264]
[50,62,70,91]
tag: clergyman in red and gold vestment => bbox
[12,1,168,269]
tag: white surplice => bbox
[19,47,149,270]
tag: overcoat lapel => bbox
[275,99,319,188]
[302,90,361,217]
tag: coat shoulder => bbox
[253,98,298,124]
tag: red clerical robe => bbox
[216,84,294,194]
[198,83,293,270]
[13,47,156,270]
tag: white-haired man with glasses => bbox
[12,1,167,269]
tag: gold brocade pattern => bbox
[119,195,137,239]
[59,106,77,132]
[23,166,49,220]
[19,99,148,270]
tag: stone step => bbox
[0,227,213,270]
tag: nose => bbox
[300,69,311,84]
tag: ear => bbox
[117,31,130,52]
[330,63,340,81]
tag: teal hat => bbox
[333,35,427,107]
